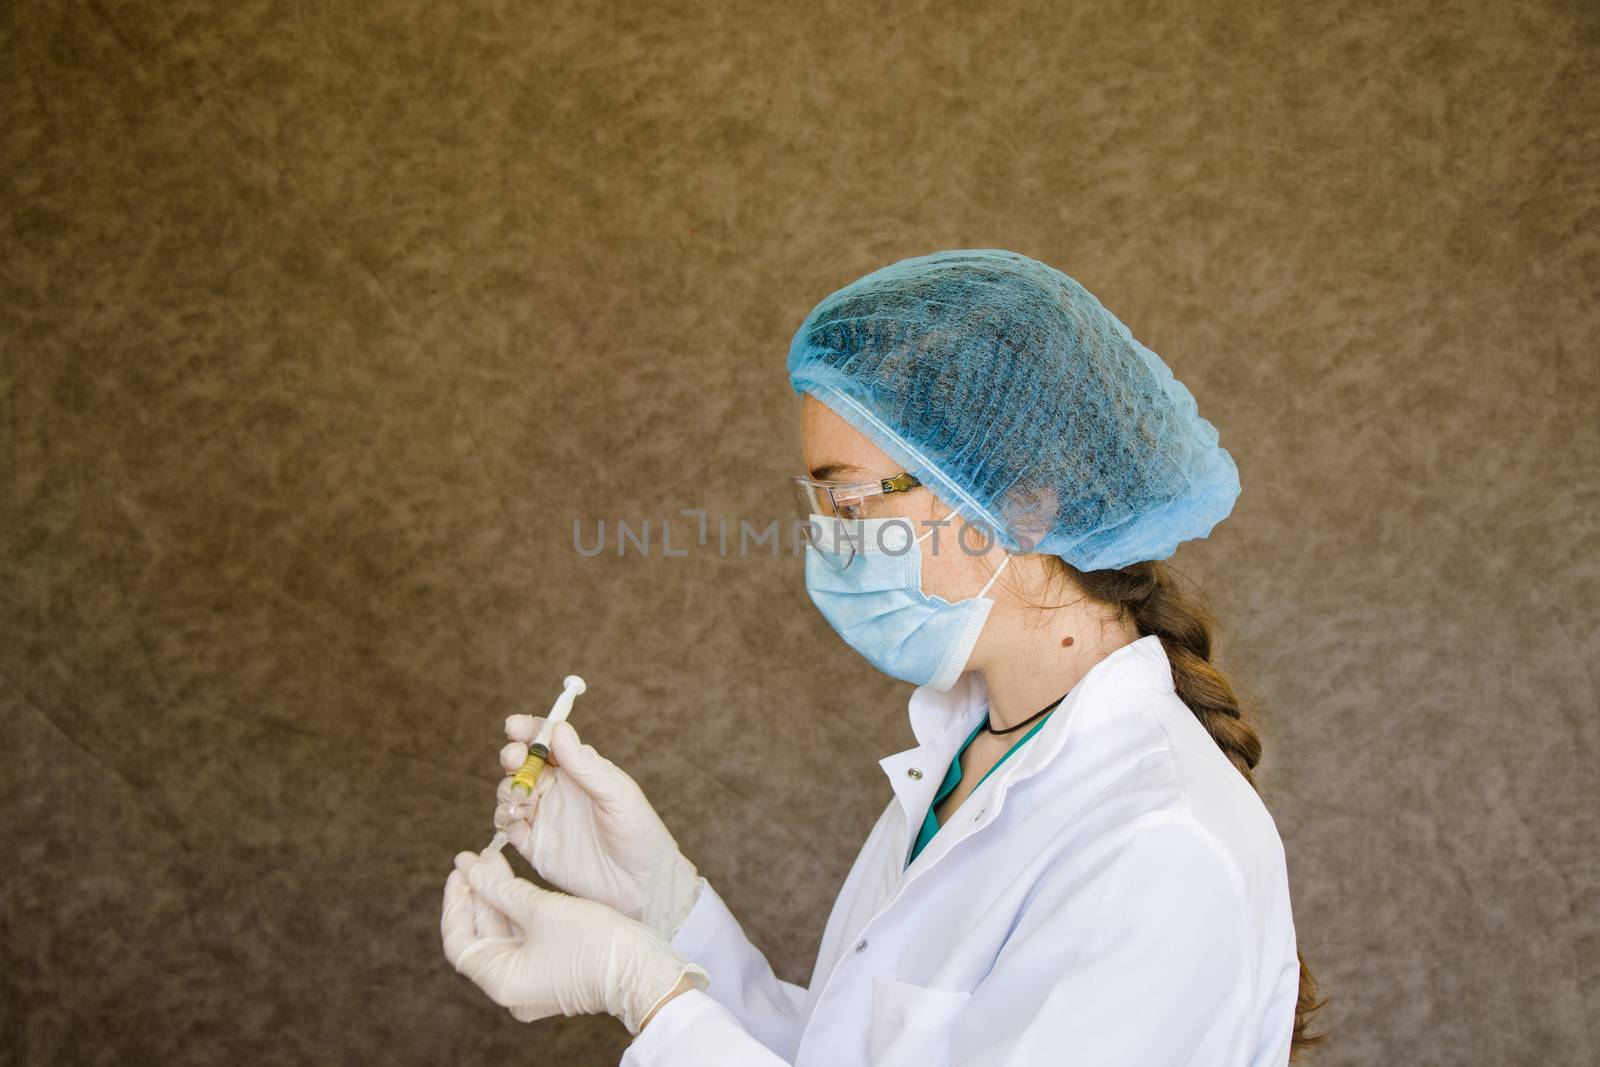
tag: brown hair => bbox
[1041,554,1332,1061]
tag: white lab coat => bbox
[621,635,1300,1067]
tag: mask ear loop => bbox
[920,506,1013,599]
[976,551,1012,598]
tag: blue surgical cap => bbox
[787,248,1240,571]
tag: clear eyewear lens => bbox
[803,513,863,571]
[791,479,834,519]
[791,472,922,571]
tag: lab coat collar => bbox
[878,635,1177,854]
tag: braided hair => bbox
[1045,555,1332,1062]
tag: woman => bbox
[440,249,1329,1064]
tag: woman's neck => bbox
[973,609,1142,732]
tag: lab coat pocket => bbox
[867,976,972,1067]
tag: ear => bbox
[994,483,1058,554]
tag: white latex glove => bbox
[496,716,704,941]
[441,847,709,1035]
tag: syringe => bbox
[484,674,586,856]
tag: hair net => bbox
[786,248,1240,571]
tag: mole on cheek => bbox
[1061,636,1074,647]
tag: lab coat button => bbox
[975,807,986,821]
[855,938,869,953]
[907,767,922,780]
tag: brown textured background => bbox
[2,1,1596,1064]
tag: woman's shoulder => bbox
[1041,687,1289,902]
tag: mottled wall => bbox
[2,1,1595,1064]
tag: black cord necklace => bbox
[984,691,1070,736]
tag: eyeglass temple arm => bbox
[880,473,920,494]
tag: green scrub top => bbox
[906,706,1058,868]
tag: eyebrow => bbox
[809,462,865,481]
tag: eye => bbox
[835,495,874,521]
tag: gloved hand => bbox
[441,847,710,1035]
[495,715,704,941]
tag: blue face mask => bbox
[804,513,1012,691]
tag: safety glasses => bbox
[792,471,923,570]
